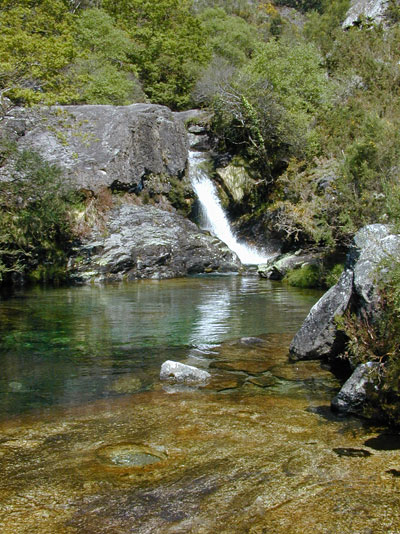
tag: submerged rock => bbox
[160,360,211,384]
[71,204,241,283]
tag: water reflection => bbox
[0,276,322,417]
[190,286,232,346]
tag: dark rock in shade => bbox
[331,362,380,416]
[70,204,241,283]
[333,447,372,458]
[1,104,188,194]
[289,269,354,361]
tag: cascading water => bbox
[189,151,272,265]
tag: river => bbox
[0,276,399,533]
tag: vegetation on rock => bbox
[0,144,78,283]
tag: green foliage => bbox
[284,261,344,288]
[284,263,322,288]
[208,36,329,185]
[102,0,210,109]
[324,262,344,287]
[246,37,330,124]
[304,0,350,53]
[0,146,78,283]
[199,8,261,67]
[0,0,77,104]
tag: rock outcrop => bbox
[290,224,400,418]
[343,0,388,28]
[70,204,241,283]
[1,104,188,193]
[289,269,354,361]
[258,251,321,281]
[290,224,400,362]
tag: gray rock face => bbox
[343,0,388,27]
[349,224,400,316]
[331,362,380,415]
[289,269,354,360]
[160,360,211,383]
[71,204,241,283]
[1,104,188,193]
[290,224,400,362]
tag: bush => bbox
[0,146,78,284]
[284,263,322,288]
[284,261,344,288]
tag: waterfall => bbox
[189,152,272,265]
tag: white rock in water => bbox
[160,360,211,383]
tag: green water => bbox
[0,276,321,417]
[1,276,400,534]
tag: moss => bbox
[284,263,322,288]
[284,261,344,289]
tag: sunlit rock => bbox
[343,0,388,28]
[160,360,211,384]
[289,269,353,360]
[1,104,188,194]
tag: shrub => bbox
[0,146,78,284]
[284,263,322,288]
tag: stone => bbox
[216,163,254,203]
[239,337,265,346]
[349,224,400,317]
[258,251,320,281]
[342,0,389,28]
[160,361,211,384]
[70,204,241,283]
[1,104,188,194]
[331,362,380,415]
[289,269,354,360]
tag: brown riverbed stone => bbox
[0,388,399,534]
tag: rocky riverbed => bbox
[0,333,399,534]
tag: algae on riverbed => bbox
[0,336,399,534]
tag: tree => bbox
[102,0,210,109]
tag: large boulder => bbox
[1,104,188,193]
[258,251,320,281]
[70,204,241,283]
[343,0,388,28]
[348,224,400,317]
[290,224,400,362]
[289,269,354,360]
